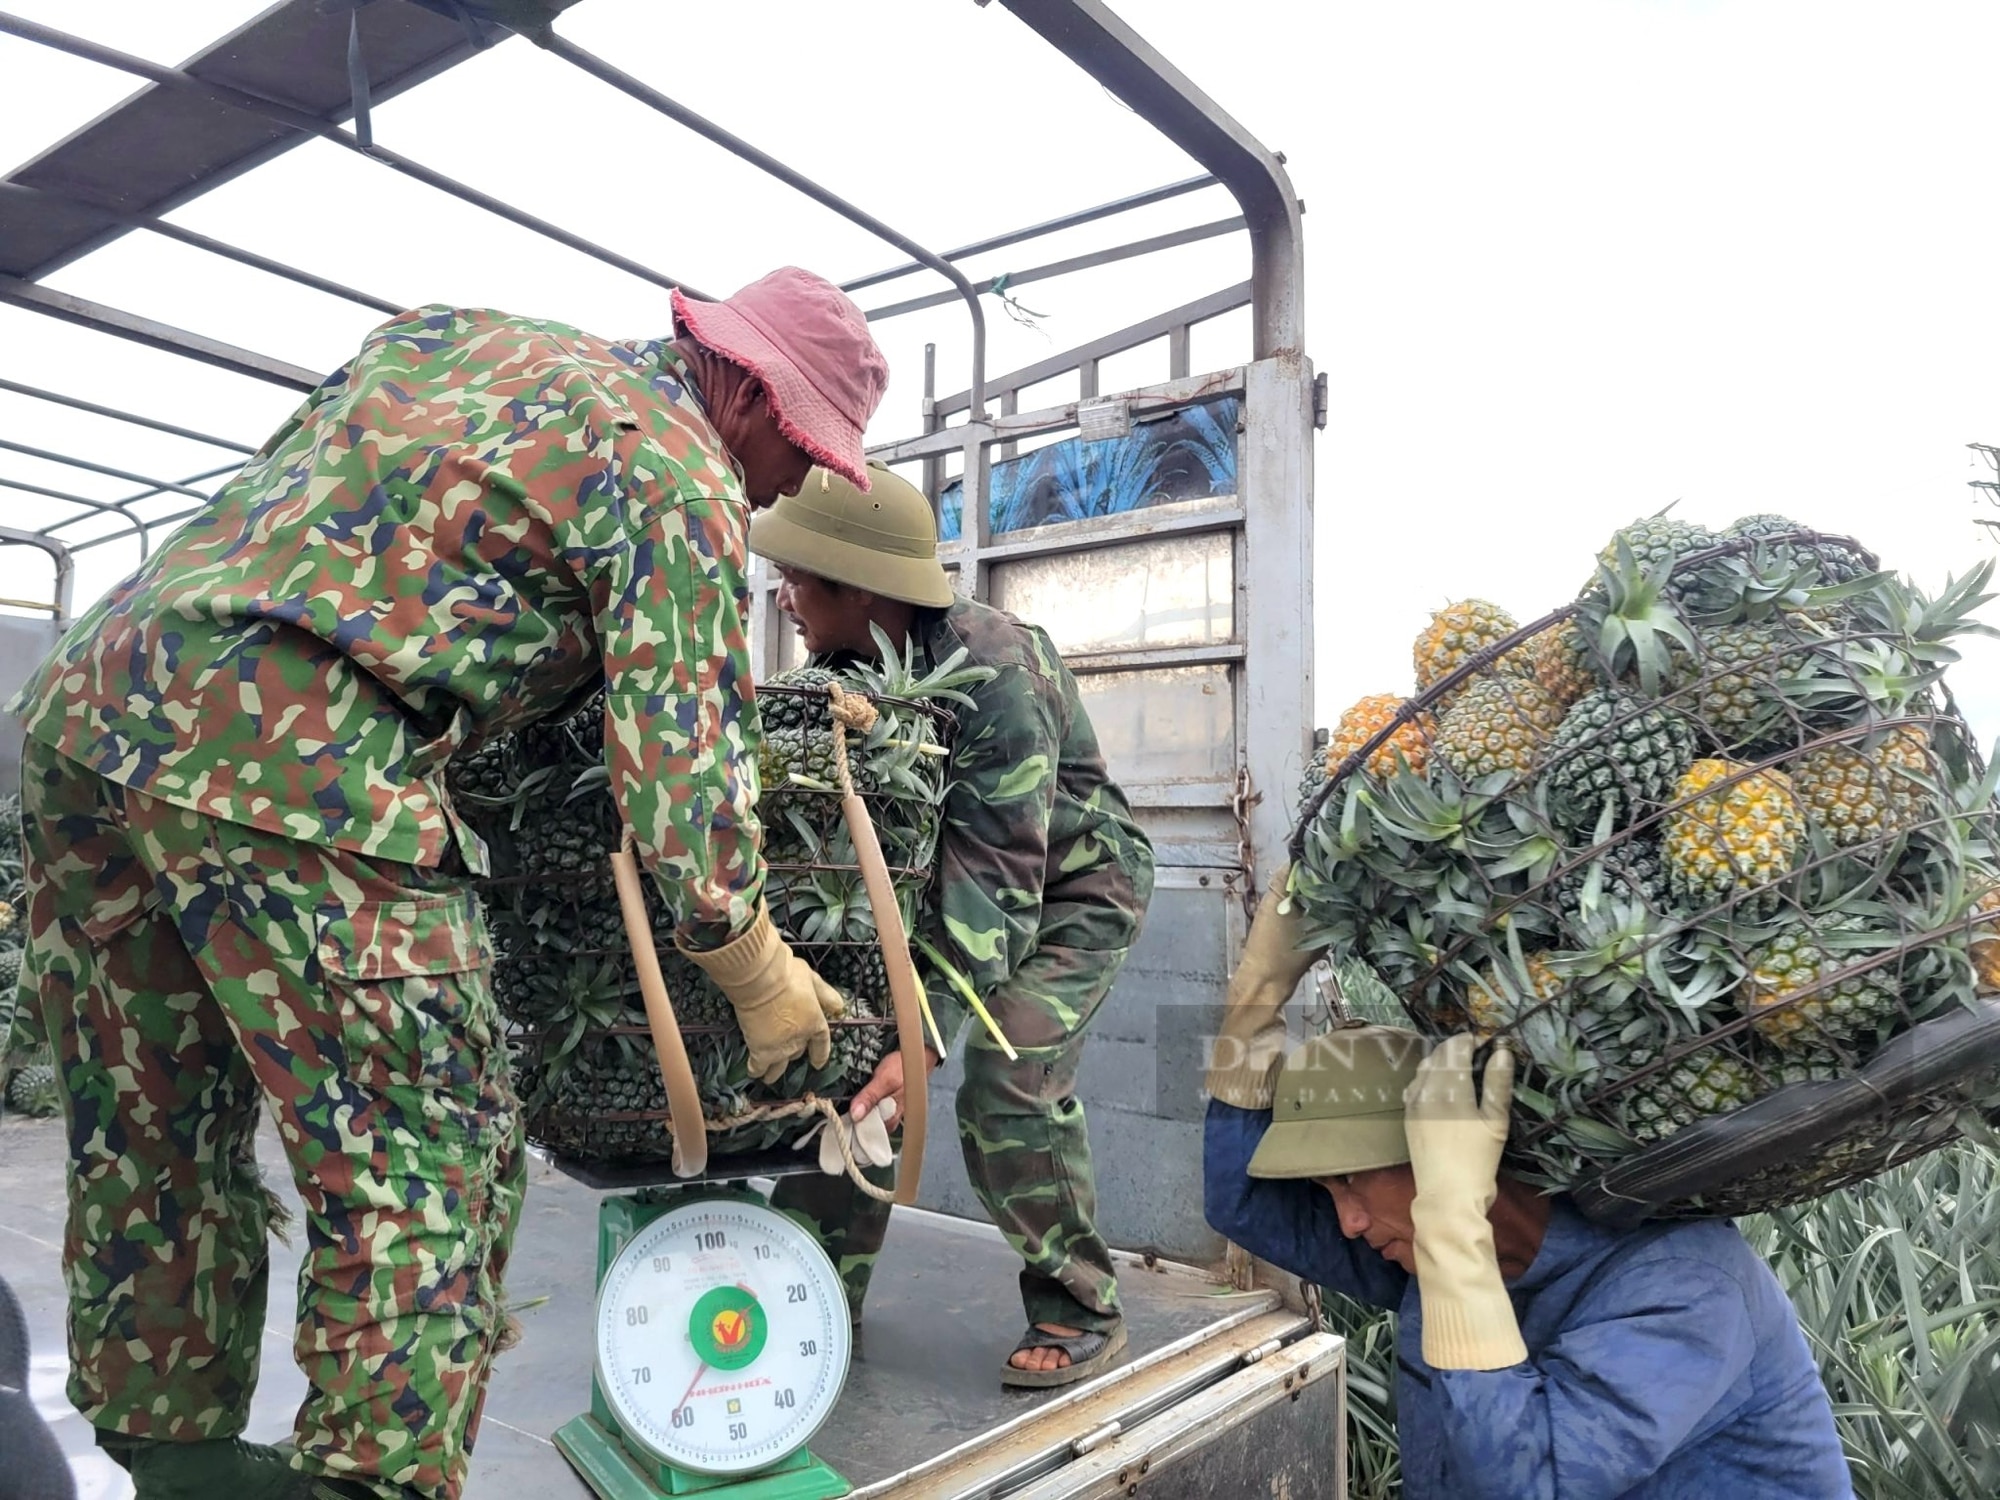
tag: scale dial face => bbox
[595,1197,851,1476]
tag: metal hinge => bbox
[1312,370,1329,430]
[1072,1420,1123,1456]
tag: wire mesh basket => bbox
[1288,520,2000,1221]
[450,678,958,1167]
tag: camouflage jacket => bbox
[915,599,1154,1044]
[8,307,766,942]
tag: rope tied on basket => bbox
[703,1094,899,1203]
[824,680,878,796]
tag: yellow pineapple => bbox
[1528,618,1601,709]
[1662,758,1806,918]
[1743,918,1898,1048]
[1788,726,1933,848]
[1970,881,2000,992]
[1326,693,1433,781]
[1465,951,1562,1037]
[1413,599,1528,711]
[1435,677,1565,784]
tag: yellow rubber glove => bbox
[1405,1034,1527,1371]
[679,904,844,1083]
[1206,866,1326,1109]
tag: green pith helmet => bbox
[1246,1024,1427,1180]
[748,461,954,608]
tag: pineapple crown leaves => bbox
[850,624,994,711]
[1580,538,1699,697]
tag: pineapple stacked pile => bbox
[1292,514,2000,1211]
[0,794,52,1119]
[449,635,984,1164]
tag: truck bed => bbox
[3,1116,1323,1498]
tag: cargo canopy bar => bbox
[840,172,1219,294]
[0,183,403,317]
[0,377,256,454]
[0,9,706,310]
[533,30,991,419]
[0,0,1288,639]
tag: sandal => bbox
[999,1321,1129,1389]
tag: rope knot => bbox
[824,682,877,797]
[825,681,878,734]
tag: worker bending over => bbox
[749,463,1155,1387]
[10,269,887,1500]
[1204,879,1853,1498]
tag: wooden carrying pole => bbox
[610,846,709,1179]
[822,681,931,1205]
[839,790,930,1205]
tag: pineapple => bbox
[1662,759,1806,918]
[1528,618,1602,709]
[760,666,841,734]
[1552,838,1671,915]
[1788,726,1932,848]
[1464,951,1563,1036]
[1769,1049,1845,1088]
[1743,919,1899,1048]
[1670,620,1814,753]
[1326,694,1433,781]
[1541,690,1697,836]
[1435,676,1564,784]
[5,1057,57,1117]
[1593,516,1720,598]
[1724,514,1874,587]
[1623,1048,1760,1144]
[1971,881,2000,992]
[1413,599,1526,710]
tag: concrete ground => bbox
[2,1111,1251,1498]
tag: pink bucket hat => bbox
[673,267,889,491]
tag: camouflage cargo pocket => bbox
[319,894,493,1092]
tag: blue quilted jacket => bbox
[1205,1101,1853,1498]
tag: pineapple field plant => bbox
[0,792,51,1120]
[449,628,989,1165]
[1289,509,2000,1218]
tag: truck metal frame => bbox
[0,4,1333,1493]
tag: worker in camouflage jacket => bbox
[749,462,1155,1387]
[7,268,889,1500]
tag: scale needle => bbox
[676,1360,709,1412]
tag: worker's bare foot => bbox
[1009,1322,1083,1373]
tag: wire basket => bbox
[452,680,958,1167]
[1288,525,2000,1221]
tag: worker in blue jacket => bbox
[1204,876,1854,1499]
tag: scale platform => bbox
[475,1147,1266,1496]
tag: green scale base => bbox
[555,1189,851,1500]
[554,1415,848,1500]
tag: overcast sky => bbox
[2,0,1998,747]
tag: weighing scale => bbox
[555,780,931,1500]
[550,1166,857,1500]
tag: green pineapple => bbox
[5,1057,57,1117]
[1551,838,1671,915]
[760,667,841,735]
[1541,690,1696,836]
[1594,515,1721,585]
[1622,1048,1761,1144]
[1669,620,1815,753]
[1723,514,1874,587]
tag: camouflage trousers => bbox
[18,739,522,1500]
[773,943,1129,1336]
